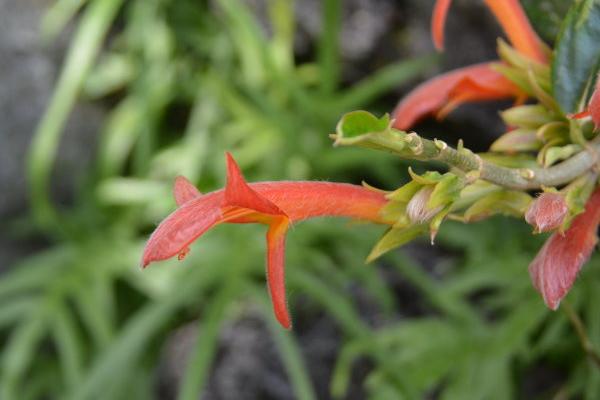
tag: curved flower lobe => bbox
[392,63,521,130]
[529,188,600,310]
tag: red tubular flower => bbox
[525,192,568,233]
[394,0,546,130]
[529,188,600,310]
[571,75,600,129]
[142,153,390,328]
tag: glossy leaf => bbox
[552,0,600,113]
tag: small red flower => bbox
[142,153,390,328]
[525,192,568,233]
[393,0,546,130]
[529,188,600,310]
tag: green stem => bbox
[334,130,600,190]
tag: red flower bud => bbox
[525,192,568,233]
[570,74,600,130]
[529,188,600,310]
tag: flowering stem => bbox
[351,131,600,190]
[563,301,600,371]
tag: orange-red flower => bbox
[393,63,522,130]
[525,192,568,233]
[142,153,390,328]
[529,188,600,310]
[393,0,546,130]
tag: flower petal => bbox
[174,176,202,206]
[529,188,600,309]
[224,153,286,217]
[483,0,548,63]
[392,63,520,130]
[141,191,224,267]
[266,216,291,329]
[431,0,452,51]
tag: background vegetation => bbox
[2,0,600,399]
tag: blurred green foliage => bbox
[2,0,600,399]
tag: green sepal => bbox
[539,144,581,167]
[569,118,587,146]
[463,191,532,222]
[562,174,596,229]
[429,205,452,244]
[366,225,427,263]
[492,64,534,96]
[536,121,569,142]
[490,129,541,153]
[379,201,408,224]
[407,168,444,185]
[496,39,550,81]
[500,105,553,129]
[386,180,421,203]
[427,173,462,210]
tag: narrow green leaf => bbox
[28,0,124,230]
[52,304,84,390]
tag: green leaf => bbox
[335,111,390,139]
[552,0,600,113]
[28,0,124,231]
[522,0,575,42]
